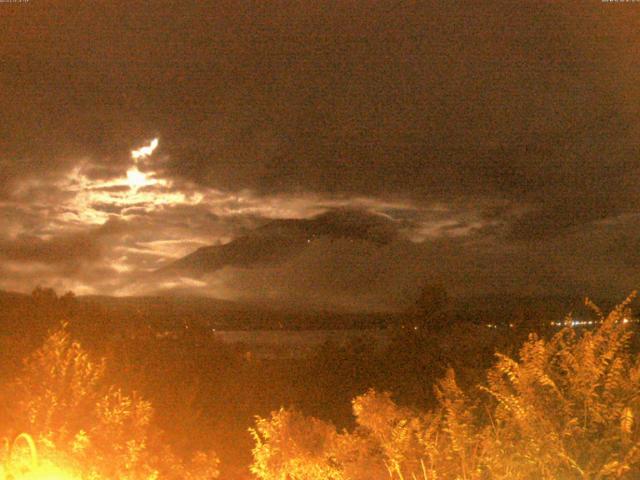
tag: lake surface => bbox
[211,328,391,357]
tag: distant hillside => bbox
[161,209,400,276]
[0,286,627,332]
[455,293,622,326]
[77,293,395,330]
[0,290,28,301]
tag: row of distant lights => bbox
[485,323,513,329]
[485,317,637,329]
[549,317,637,328]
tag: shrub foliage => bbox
[251,294,640,479]
[0,323,219,479]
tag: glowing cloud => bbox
[0,135,440,295]
[126,166,160,191]
[126,138,164,192]
[131,138,159,160]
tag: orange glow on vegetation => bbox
[2,434,78,480]
[8,464,77,480]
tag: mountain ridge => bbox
[160,209,401,276]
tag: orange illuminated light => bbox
[3,434,78,480]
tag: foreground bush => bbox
[0,324,219,479]
[251,294,640,479]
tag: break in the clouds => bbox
[1,1,640,305]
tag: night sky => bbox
[2,1,640,306]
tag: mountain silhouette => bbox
[161,209,399,276]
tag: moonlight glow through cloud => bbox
[131,138,159,160]
[56,139,204,226]
[1,1,640,301]
[126,139,163,192]
[0,131,499,298]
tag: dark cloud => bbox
[1,1,640,300]
[0,233,101,267]
[0,217,128,266]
